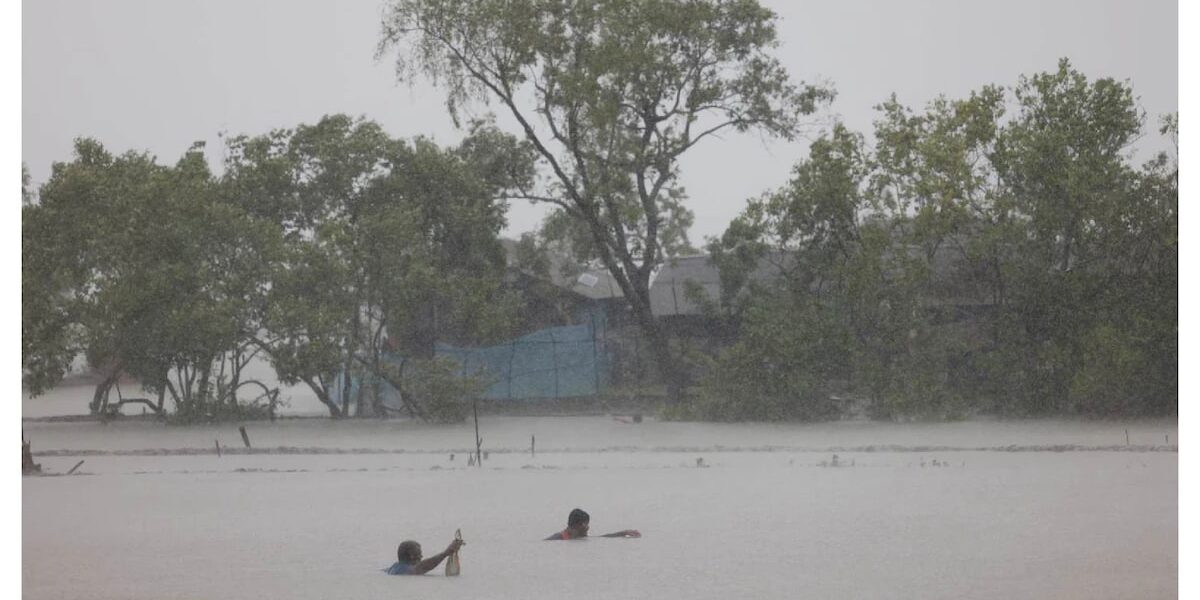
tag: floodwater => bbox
[23,392,1177,600]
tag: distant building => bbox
[499,238,629,332]
[647,241,995,347]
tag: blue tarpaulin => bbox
[332,317,609,407]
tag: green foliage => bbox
[703,59,1175,421]
[402,357,490,423]
[167,395,276,425]
[220,115,533,417]
[688,295,843,422]
[380,0,834,402]
[23,139,266,414]
[25,115,533,420]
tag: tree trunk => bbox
[197,362,212,408]
[577,210,688,405]
[633,303,686,403]
[89,369,120,415]
[341,358,354,417]
[624,275,687,404]
[22,438,40,475]
[303,376,343,418]
[164,379,182,411]
[371,355,387,419]
[353,355,426,420]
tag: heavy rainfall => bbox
[21,1,1177,599]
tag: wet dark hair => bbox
[568,508,590,527]
[397,540,421,564]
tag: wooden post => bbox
[215,439,222,457]
[22,436,41,474]
[1125,429,1130,446]
[531,434,535,457]
[239,426,251,448]
[473,398,482,468]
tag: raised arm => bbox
[413,538,464,574]
[598,529,641,538]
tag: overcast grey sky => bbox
[22,0,1177,244]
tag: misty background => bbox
[18,2,1182,599]
[23,0,1178,243]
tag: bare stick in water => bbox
[67,460,85,475]
[239,426,251,449]
[473,399,483,468]
[215,440,222,457]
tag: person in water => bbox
[386,537,465,575]
[545,508,641,540]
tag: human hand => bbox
[446,538,465,554]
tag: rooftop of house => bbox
[648,253,790,316]
[648,241,993,317]
[500,238,625,301]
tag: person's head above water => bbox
[397,540,422,564]
[567,508,590,537]
[546,508,639,540]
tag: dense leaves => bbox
[380,0,833,402]
[699,60,1176,420]
[23,116,532,421]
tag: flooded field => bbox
[22,409,1177,600]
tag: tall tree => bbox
[988,59,1151,414]
[379,0,833,401]
[222,115,392,417]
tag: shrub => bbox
[405,357,490,423]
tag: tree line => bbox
[691,60,1177,421]
[23,116,535,421]
[23,0,1176,422]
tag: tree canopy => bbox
[379,0,834,401]
[697,60,1176,421]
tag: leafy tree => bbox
[379,0,833,402]
[703,60,1176,421]
[983,59,1156,415]
[223,115,393,417]
[699,124,964,420]
[223,115,533,418]
[23,140,278,416]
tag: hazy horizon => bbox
[22,0,1177,244]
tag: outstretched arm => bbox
[413,539,464,574]
[598,529,641,538]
